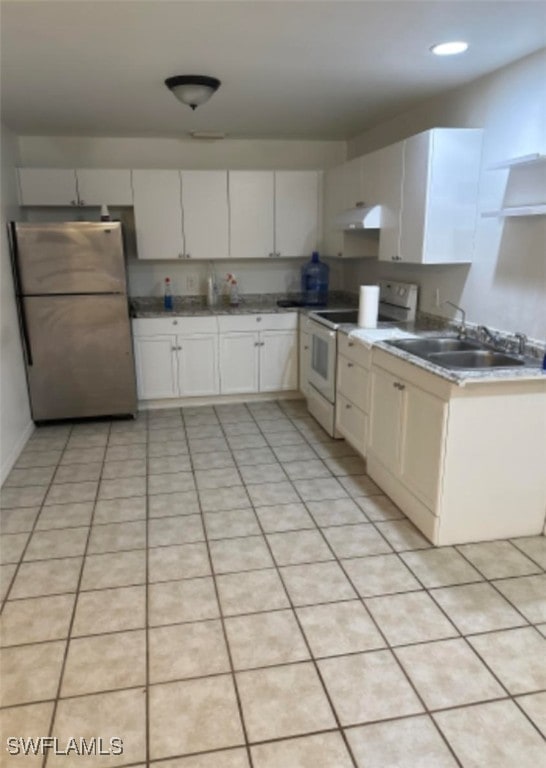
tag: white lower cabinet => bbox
[337,393,367,455]
[133,336,179,400]
[133,312,298,401]
[369,365,446,509]
[132,317,219,400]
[367,348,546,545]
[176,335,219,397]
[218,313,298,395]
[335,334,372,456]
[259,330,298,392]
[219,332,260,394]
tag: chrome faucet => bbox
[478,325,501,347]
[513,332,527,356]
[444,301,466,338]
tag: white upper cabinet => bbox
[393,128,483,264]
[180,171,229,260]
[322,163,346,257]
[274,171,320,257]
[132,170,185,260]
[18,169,79,206]
[229,170,320,259]
[376,142,404,263]
[18,168,132,206]
[229,171,275,259]
[76,169,133,206]
[322,157,378,258]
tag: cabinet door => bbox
[18,168,78,206]
[322,164,345,257]
[229,171,274,259]
[275,171,320,257]
[259,330,297,392]
[377,142,404,262]
[336,393,368,457]
[342,157,364,209]
[299,331,310,397]
[369,366,403,473]
[177,334,219,396]
[132,170,184,260]
[219,332,259,394]
[181,171,229,260]
[400,384,447,508]
[76,169,133,206]
[337,355,369,413]
[398,131,430,263]
[133,336,178,399]
[422,129,482,264]
[360,149,381,207]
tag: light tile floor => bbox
[1,399,545,768]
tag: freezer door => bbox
[14,222,127,295]
[24,295,137,421]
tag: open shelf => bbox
[482,204,546,218]
[488,153,546,170]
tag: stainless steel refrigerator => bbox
[9,221,137,422]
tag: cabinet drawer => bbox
[132,316,218,337]
[299,314,314,334]
[336,393,368,456]
[217,312,298,333]
[338,333,372,368]
[337,354,369,412]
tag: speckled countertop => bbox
[132,294,545,387]
[339,323,545,386]
[130,292,357,318]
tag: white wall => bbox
[127,254,344,299]
[345,50,546,341]
[17,136,346,170]
[0,124,33,482]
[17,135,346,297]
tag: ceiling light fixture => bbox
[430,41,469,56]
[164,75,221,110]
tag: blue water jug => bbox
[301,251,329,306]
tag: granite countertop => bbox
[338,323,545,386]
[130,292,357,318]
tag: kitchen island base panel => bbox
[366,456,438,544]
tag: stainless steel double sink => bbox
[386,336,526,369]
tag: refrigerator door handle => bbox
[8,223,33,366]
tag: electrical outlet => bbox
[186,274,198,294]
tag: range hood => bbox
[334,204,382,230]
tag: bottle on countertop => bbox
[301,251,329,306]
[206,264,217,307]
[164,277,173,311]
[100,204,111,222]
[229,279,240,306]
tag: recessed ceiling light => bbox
[431,41,469,56]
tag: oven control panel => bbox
[378,280,418,318]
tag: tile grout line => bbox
[266,400,466,767]
[219,402,362,768]
[1,427,76,616]
[144,408,151,768]
[2,404,545,761]
[183,406,256,768]
[42,421,111,768]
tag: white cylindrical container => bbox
[358,285,380,328]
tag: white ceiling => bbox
[1,0,545,140]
